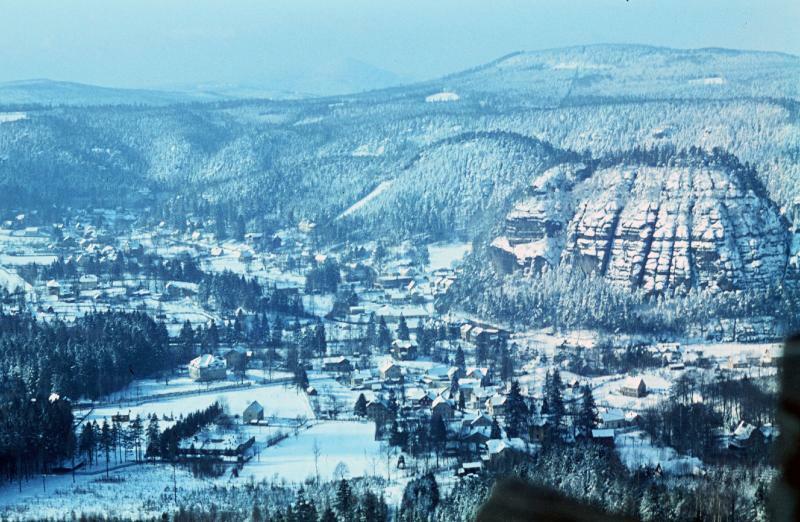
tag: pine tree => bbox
[79,422,96,465]
[336,478,354,517]
[354,393,368,417]
[128,415,144,461]
[397,314,410,341]
[359,491,386,522]
[400,472,440,522]
[548,369,566,432]
[178,320,196,360]
[577,385,599,436]
[294,487,317,521]
[490,418,502,439]
[364,313,377,352]
[505,380,529,438]
[272,316,284,347]
[454,346,466,371]
[378,316,392,349]
[100,419,112,477]
[146,414,161,460]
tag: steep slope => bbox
[491,148,789,295]
[337,132,578,240]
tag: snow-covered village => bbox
[0,2,798,521]
[0,197,788,519]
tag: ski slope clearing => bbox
[338,180,394,219]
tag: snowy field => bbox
[616,430,702,476]
[0,461,202,520]
[81,382,314,426]
[0,254,58,266]
[98,375,270,404]
[240,421,388,483]
[592,372,672,410]
[427,242,471,270]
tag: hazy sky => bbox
[1,0,797,88]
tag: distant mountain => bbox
[181,58,409,98]
[0,58,408,106]
[430,44,800,103]
[1,43,798,334]
[0,79,218,107]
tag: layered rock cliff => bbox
[492,157,790,294]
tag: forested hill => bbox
[0,44,798,227]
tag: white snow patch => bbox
[239,421,388,483]
[689,76,726,85]
[352,143,386,157]
[338,180,394,219]
[428,242,472,270]
[425,91,459,103]
[0,112,26,124]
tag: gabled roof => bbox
[622,376,646,389]
[379,359,398,373]
[431,396,453,409]
[189,354,226,370]
[244,401,263,413]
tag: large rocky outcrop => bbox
[492,159,790,294]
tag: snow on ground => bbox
[592,372,672,411]
[682,342,780,359]
[99,375,272,404]
[0,112,26,123]
[338,180,394,219]
[304,293,335,316]
[425,91,459,102]
[352,143,386,157]
[82,382,314,426]
[239,421,387,483]
[0,254,58,266]
[0,461,203,520]
[0,268,33,297]
[427,242,471,270]
[616,430,702,475]
[689,76,726,85]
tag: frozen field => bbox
[427,242,471,270]
[83,382,314,425]
[0,462,201,520]
[616,430,702,476]
[592,372,672,410]
[240,421,387,483]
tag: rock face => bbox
[491,163,587,274]
[492,160,790,294]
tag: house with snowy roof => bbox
[591,429,616,447]
[243,401,264,424]
[728,421,774,450]
[431,396,454,419]
[599,409,627,430]
[620,377,647,398]
[379,360,402,382]
[188,354,227,382]
[322,356,353,374]
[485,394,508,416]
[483,438,528,468]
